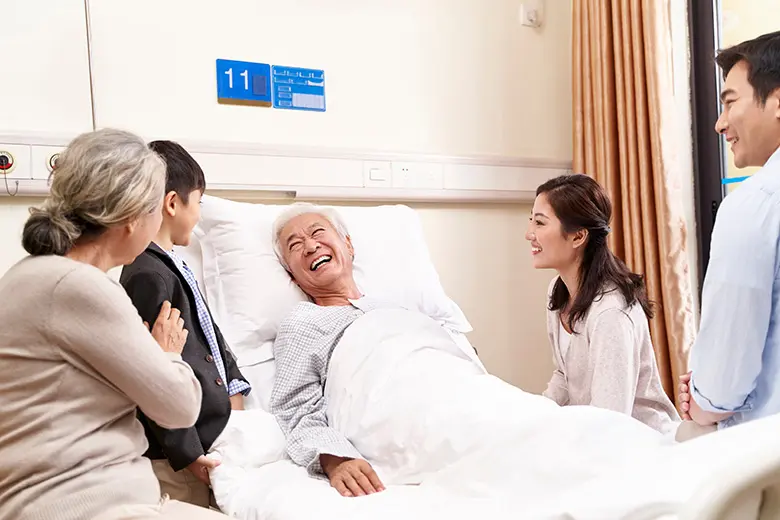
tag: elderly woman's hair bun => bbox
[22,203,83,256]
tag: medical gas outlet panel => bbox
[0,142,63,196]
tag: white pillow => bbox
[193,196,472,367]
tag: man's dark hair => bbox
[715,30,780,105]
[148,140,206,203]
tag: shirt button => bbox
[205,354,214,363]
[215,378,223,386]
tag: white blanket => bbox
[208,308,754,519]
[325,308,663,486]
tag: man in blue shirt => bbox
[679,31,780,429]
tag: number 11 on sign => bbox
[216,59,272,107]
[224,68,249,90]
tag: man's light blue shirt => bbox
[690,146,780,429]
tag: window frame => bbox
[689,0,728,298]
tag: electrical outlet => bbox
[519,0,544,28]
[391,161,444,189]
[363,160,392,187]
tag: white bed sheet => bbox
[211,416,766,520]
[208,308,768,520]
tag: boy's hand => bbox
[187,455,221,485]
[229,393,245,410]
[144,301,188,355]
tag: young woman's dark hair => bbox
[537,174,653,331]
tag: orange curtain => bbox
[572,0,696,404]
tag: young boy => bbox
[120,140,251,508]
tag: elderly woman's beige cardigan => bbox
[0,256,204,520]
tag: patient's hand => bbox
[320,455,385,497]
[678,371,692,420]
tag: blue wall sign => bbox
[272,65,326,112]
[216,59,272,107]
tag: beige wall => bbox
[720,0,780,185]
[0,0,573,392]
[86,0,573,160]
[405,203,556,391]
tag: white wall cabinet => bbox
[0,0,93,137]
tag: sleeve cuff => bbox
[228,379,251,396]
[305,443,363,476]
[690,376,753,414]
[172,451,205,472]
[164,352,184,362]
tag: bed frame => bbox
[624,414,780,519]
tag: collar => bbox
[348,296,380,313]
[144,242,180,270]
[146,241,168,256]
[766,144,780,168]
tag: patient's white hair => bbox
[272,202,351,269]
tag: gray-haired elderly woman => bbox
[0,129,228,519]
[269,202,388,498]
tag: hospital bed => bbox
[175,195,780,520]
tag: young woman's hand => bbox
[144,301,188,355]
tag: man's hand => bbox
[320,455,385,497]
[678,371,692,420]
[187,455,221,485]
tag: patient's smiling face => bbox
[525,193,581,270]
[279,212,357,301]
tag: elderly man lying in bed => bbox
[269,203,669,501]
[269,203,395,497]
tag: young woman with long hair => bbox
[525,174,679,433]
